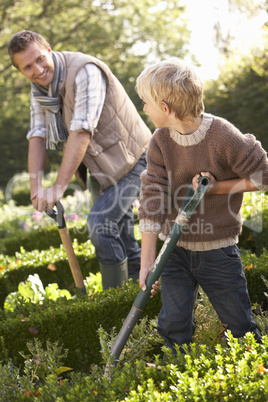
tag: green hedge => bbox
[0,243,99,308]
[239,209,268,256]
[2,205,268,257]
[1,243,268,309]
[3,212,268,257]
[0,282,162,373]
[0,247,267,374]
[0,329,268,401]
[1,222,89,256]
[240,248,268,307]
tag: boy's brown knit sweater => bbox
[138,113,268,251]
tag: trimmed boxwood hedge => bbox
[0,255,99,307]
[239,208,268,256]
[0,246,268,374]
[0,282,162,373]
[2,223,89,256]
[1,240,268,308]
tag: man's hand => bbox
[29,131,90,212]
[31,184,65,212]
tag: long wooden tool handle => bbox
[58,227,87,294]
[47,201,87,295]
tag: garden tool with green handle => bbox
[47,201,87,295]
[104,175,210,375]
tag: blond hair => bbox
[136,58,204,121]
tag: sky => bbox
[185,0,267,80]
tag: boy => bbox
[136,58,268,351]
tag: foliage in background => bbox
[1,1,268,197]
[0,179,91,254]
[240,191,268,256]
[204,44,268,151]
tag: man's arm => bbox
[31,131,90,211]
[54,131,90,192]
[30,64,105,211]
[28,137,48,210]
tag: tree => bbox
[203,0,268,150]
[212,0,267,57]
[0,0,191,189]
[204,44,268,151]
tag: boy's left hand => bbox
[150,280,160,298]
[192,171,216,194]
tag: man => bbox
[8,30,152,290]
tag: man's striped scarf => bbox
[32,52,68,150]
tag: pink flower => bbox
[66,212,81,221]
[32,210,43,221]
[133,199,140,208]
[72,213,80,220]
[20,222,30,231]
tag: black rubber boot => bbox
[128,264,140,283]
[252,326,263,344]
[100,258,128,290]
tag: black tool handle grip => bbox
[47,201,66,229]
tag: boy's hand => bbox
[139,266,160,297]
[150,281,160,297]
[192,171,216,194]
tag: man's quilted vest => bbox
[57,51,152,190]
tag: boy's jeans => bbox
[87,154,146,267]
[158,245,259,351]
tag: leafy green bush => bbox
[0,280,162,373]
[0,241,98,308]
[0,185,268,399]
[240,248,268,308]
[239,211,268,257]
[1,241,267,309]
[121,333,268,402]
[1,221,89,255]
[4,274,72,312]
[4,272,103,313]
[1,331,268,401]
[239,191,268,256]
[1,268,268,400]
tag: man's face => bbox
[13,41,55,87]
